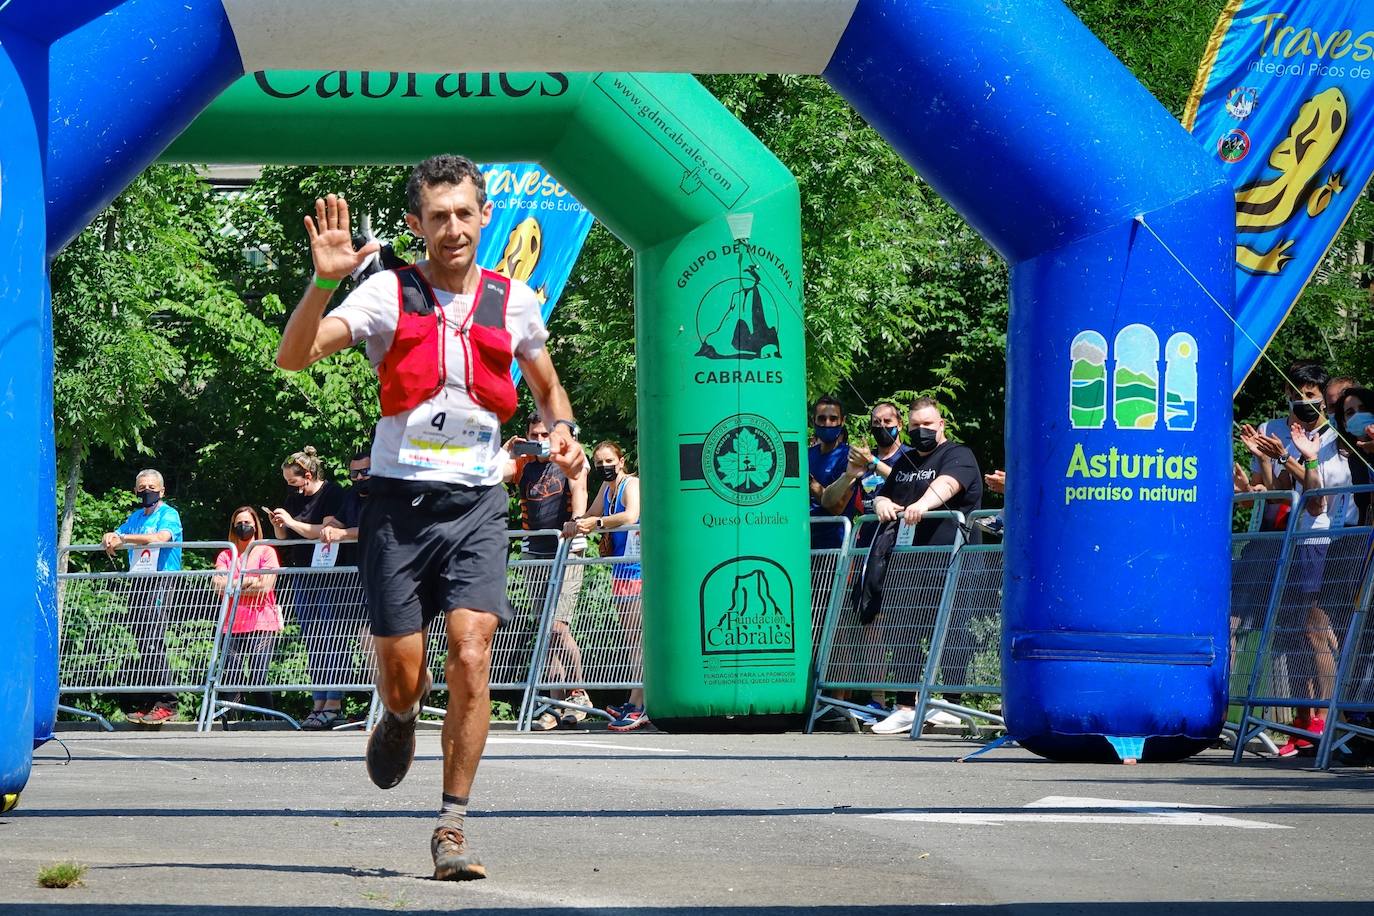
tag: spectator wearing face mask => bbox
[320,446,372,564]
[808,395,861,549]
[268,446,349,729]
[504,417,593,731]
[213,507,283,721]
[1243,360,1355,757]
[861,396,983,736]
[100,468,184,725]
[565,440,644,731]
[1334,387,1374,526]
[822,400,910,547]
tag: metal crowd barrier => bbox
[808,517,852,669]
[55,488,1374,763]
[206,540,372,731]
[523,526,645,728]
[807,512,1005,737]
[1231,485,1374,766]
[1224,490,1298,756]
[424,529,568,729]
[57,542,239,730]
[919,510,1005,728]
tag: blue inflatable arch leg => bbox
[825,0,1234,760]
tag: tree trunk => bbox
[55,436,86,627]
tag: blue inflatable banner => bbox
[1185,0,1374,392]
[477,163,594,385]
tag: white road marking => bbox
[864,795,1290,829]
[68,743,204,775]
[485,737,688,754]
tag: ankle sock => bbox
[438,794,468,833]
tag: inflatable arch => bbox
[1,0,1236,801]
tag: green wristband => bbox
[1305,459,1319,471]
[313,275,342,290]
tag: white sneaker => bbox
[924,709,962,727]
[871,707,916,735]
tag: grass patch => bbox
[37,862,87,889]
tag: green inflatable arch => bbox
[166,71,810,721]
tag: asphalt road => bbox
[1,728,1370,915]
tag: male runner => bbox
[276,154,584,880]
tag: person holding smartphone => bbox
[503,417,592,729]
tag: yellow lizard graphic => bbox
[493,217,548,304]
[1234,87,1347,275]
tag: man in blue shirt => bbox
[101,469,184,724]
[808,395,860,549]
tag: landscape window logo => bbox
[699,556,794,656]
[1069,325,1197,432]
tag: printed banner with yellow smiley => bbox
[1185,0,1374,391]
[477,162,594,385]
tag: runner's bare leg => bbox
[373,632,429,713]
[442,608,499,796]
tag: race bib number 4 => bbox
[398,403,498,475]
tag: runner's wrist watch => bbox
[551,418,580,440]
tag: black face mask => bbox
[870,425,899,449]
[137,490,160,509]
[232,521,255,540]
[353,478,371,499]
[593,465,618,484]
[1290,399,1322,424]
[908,427,939,453]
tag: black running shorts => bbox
[359,478,512,637]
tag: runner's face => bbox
[407,179,492,277]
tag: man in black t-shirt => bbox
[322,447,372,567]
[873,397,982,540]
[863,396,983,736]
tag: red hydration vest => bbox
[376,264,518,422]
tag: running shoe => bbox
[603,701,630,719]
[924,709,963,727]
[366,673,430,789]
[871,706,917,735]
[607,706,650,732]
[850,701,888,725]
[531,712,560,732]
[567,689,593,722]
[432,827,486,881]
[138,702,177,726]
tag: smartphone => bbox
[512,440,550,458]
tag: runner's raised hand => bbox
[304,194,379,280]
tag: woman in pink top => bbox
[214,507,283,718]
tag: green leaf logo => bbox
[701,414,786,507]
[716,428,775,491]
